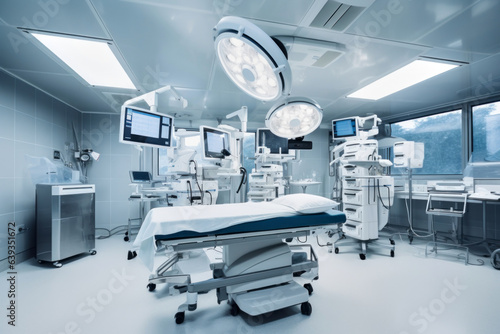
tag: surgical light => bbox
[30,32,137,90]
[347,59,459,100]
[265,98,322,138]
[214,16,292,101]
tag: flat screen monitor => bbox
[129,171,152,183]
[256,128,289,154]
[200,126,230,160]
[119,105,174,148]
[332,118,358,140]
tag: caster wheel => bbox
[390,239,395,245]
[390,250,395,258]
[127,250,137,260]
[174,312,185,324]
[124,236,129,242]
[491,249,500,270]
[147,283,156,292]
[409,236,414,244]
[54,262,63,268]
[38,260,43,264]
[359,253,366,260]
[304,283,313,296]
[91,250,97,255]
[301,302,312,316]
[230,303,240,316]
[334,248,339,254]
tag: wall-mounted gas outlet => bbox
[16,224,27,234]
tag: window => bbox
[472,101,500,162]
[391,110,462,174]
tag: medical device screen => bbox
[201,126,230,159]
[129,171,152,183]
[332,118,358,139]
[119,106,173,148]
[257,128,289,154]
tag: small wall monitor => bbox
[119,105,174,148]
[332,117,358,140]
[200,126,231,160]
[129,171,152,183]
[256,128,289,154]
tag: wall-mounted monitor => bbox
[200,126,230,160]
[256,128,289,154]
[332,117,358,140]
[119,105,174,148]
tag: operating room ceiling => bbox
[1,0,500,128]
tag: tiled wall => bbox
[0,69,82,266]
[81,114,140,231]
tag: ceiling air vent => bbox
[310,0,371,32]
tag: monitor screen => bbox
[119,105,173,148]
[129,171,152,183]
[200,126,230,160]
[332,118,358,139]
[256,128,289,154]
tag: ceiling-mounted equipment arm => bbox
[123,85,188,113]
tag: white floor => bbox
[1,231,499,334]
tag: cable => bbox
[205,190,213,205]
[190,160,203,204]
[236,167,247,193]
[186,180,193,205]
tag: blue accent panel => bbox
[155,209,345,241]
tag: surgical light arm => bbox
[226,106,248,133]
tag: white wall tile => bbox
[15,80,36,117]
[0,178,15,214]
[0,70,15,109]
[0,105,15,140]
[36,118,53,148]
[15,111,36,144]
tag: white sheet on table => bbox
[133,201,297,271]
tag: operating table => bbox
[132,196,345,324]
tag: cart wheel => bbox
[491,249,500,270]
[54,262,63,268]
[127,250,137,260]
[174,312,185,324]
[301,302,312,316]
[334,247,339,254]
[390,239,395,245]
[124,236,129,242]
[147,283,156,292]
[390,250,395,257]
[304,283,313,296]
[90,250,97,255]
[359,253,366,260]
[38,260,43,264]
[409,235,414,244]
[230,303,240,316]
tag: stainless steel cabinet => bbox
[36,184,96,267]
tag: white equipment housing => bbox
[393,141,425,168]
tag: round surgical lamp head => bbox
[265,97,323,138]
[213,16,292,102]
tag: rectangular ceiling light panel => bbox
[31,33,136,90]
[347,60,458,100]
